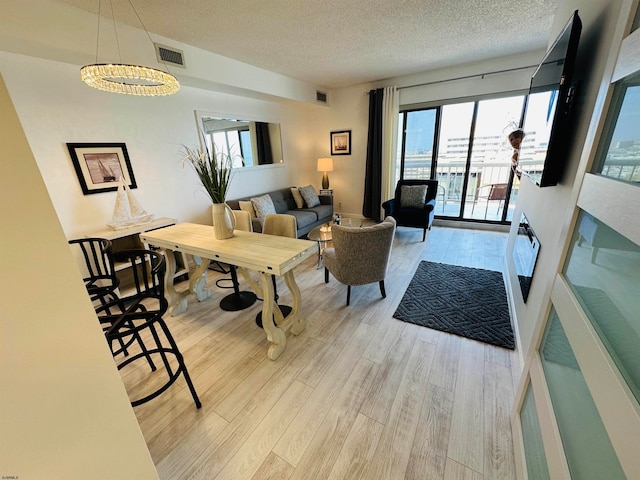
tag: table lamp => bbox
[317,157,334,189]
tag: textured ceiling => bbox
[54,0,560,89]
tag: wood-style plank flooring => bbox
[124,225,519,480]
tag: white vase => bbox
[211,203,236,240]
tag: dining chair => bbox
[94,249,201,408]
[323,216,396,305]
[256,213,297,327]
[68,237,120,306]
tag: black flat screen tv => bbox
[519,10,582,187]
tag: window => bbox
[397,108,437,181]
[398,94,524,222]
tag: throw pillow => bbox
[400,185,427,208]
[298,185,320,208]
[291,187,305,209]
[250,194,276,218]
[238,200,256,218]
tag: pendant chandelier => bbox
[81,0,179,96]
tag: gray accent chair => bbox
[323,216,396,306]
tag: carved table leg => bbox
[259,272,287,360]
[161,248,188,316]
[190,256,211,302]
[164,252,211,316]
[284,270,305,336]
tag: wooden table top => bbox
[140,222,316,276]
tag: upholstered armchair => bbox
[323,216,396,306]
[382,179,438,241]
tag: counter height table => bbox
[140,222,316,360]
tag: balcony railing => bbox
[399,154,539,221]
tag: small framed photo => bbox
[330,130,351,155]
[67,142,137,195]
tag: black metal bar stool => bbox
[95,249,201,409]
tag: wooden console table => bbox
[88,217,189,292]
[140,223,316,360]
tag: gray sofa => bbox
[227,187,333,238]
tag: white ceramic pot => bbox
[211,203,236,239]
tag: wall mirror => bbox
[195,111,284,168]
[512,212,541,302]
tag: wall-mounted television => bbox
[519,10,582,187]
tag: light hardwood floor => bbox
[125,225,520,480]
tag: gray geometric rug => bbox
[393,261,515,349]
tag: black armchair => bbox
[382,179,438,241]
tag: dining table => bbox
[140,222,316,360]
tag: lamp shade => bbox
[317,157,334,172]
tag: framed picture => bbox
[330,130,351,155]
[67,142,137,195]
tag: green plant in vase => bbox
[182,142,237,239]
[182,143,234,203]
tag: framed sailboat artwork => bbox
[330,130,351,155]
[67,142,137,195]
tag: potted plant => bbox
[182,143,237,239]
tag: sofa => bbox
[227,187,333,238]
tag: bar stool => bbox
[218,209,258,311]
[95,249,201,408]
[68,237,120,306]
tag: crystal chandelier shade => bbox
[81,63,179,96]
[81,0,179,96]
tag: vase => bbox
[211,202,236,240]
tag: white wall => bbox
[506,0,628,361]
[0,73,158,479]
[0,52,329,239]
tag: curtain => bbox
[255,122,273,165]
[363,87,399,221]
[381,87,399,211]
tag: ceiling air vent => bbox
[316,90,328,104]
[154,43,186,68]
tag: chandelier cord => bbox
[94,0,102,64]
[81,0,180,95]
[126,0,173,75]
[108,0,123,64]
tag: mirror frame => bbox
[194,110,285,171]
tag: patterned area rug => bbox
[394,261,515,349]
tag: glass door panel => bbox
[541,311,626,479]
[563,210,640,403]
[401,109,437,179]
[464,96,524,221]
[435,102,474,217]
[520,383,550,480]
[596,79,640,183]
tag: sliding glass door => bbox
[398,94,525,223]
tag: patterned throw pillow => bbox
[298,185,320,208]
[291,187,305,209]
[250,194,276,218]
[400,185,427,208]
[238,200,256,218]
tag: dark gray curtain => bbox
[363,88,384,221]
[255,122,273,165]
